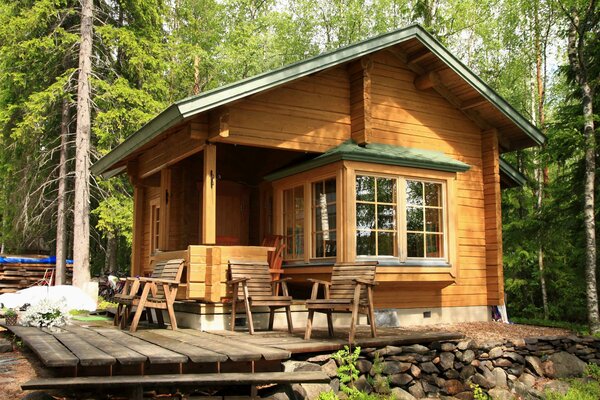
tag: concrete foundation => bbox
[172,302,491,331]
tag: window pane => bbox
[356,176,375,202]
[377,178,396,203]
[425,183,442,206]
[425,208,442,232]
[357,230,376,256]
[407,233,424,257]
[406,206,423,231]
[378,232,396,256]
[357,204,375,230]
[314,232,324,258]
[325,231,336,257]
[314,206,322,232]
[325,178,336,203]
[426,234,444,258]
[377,205,396,230]
[294,235,304,258]
[313,182,324,206]
[406,181,423,205]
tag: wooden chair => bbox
[227,259,293,334]
[30,268,54,287]
[113,260,165,328]
[304,262,378,343]
[117,259,185,332]
[261,235,286,281]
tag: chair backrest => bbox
[329,263,377,304]
[228,260,273,299]
[261,235,286,280]
[153,258,185,300]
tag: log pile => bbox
[0,256,72,294]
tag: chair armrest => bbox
[271,277,292,283]
[138,277,179,285]
[354,278,378,286]
[227,277,249,285]
[307,278,331,286]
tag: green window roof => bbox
[264,140,470,181]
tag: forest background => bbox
[0,0,598,327]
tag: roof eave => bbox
[499,158,527,187]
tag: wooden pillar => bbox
[482,129,504,305]
[131,184,144,276]
[202,143,217,244]
[348,57,373,145]
[159,168,172,250]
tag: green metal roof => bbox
[264,140,470,181]
[92,24,545,176]
[499,157,527,187]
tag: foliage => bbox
[332,345,361,397]
[1,307,16,317]
[469,383,489,400]
[546,364,600,400]
[509,317,589,334]
[21,298,70,329]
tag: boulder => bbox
[504,352,525,364]
[459,365,477,380]
[391,387,417,400]
[444,379,464,395]
[492,367,508,389]
[442,342,457,352]
[408,381,426,399]
[379,345,403,356]
[512,381,544,400]
[0,338,12,353]
[420,361,439,374]
[306,354,331,363]
[488,387,516,400]
[321,359,338,378]
[493,358,512,368]
[471,373,495,389]
[439,352,455,370]
[518,372,536,388]
[382,361,411,375]
[283,360,320,372]
[389,373,413,386]
[403,344,430,354]
[356,359,372,374]
[298,383,332,400]
[525,355,544,377]
[541,380,570,396]
[543,351,587,378]
[454,392,475,400]
[461,350,476,363]
[489,347,504,359]
[373,375,391,394]
[410,364,421,378]
[353,375,372,394]
[457,340,476,351]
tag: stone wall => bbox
[283,335,599,400]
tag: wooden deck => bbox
[2,322,463,377]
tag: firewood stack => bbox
[0,256,72,294]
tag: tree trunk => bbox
[567,8,599,333]
[104,231,117,275]
[55,98,69,285]
[73,0,93,289]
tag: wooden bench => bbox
[304,262,378,343]
[23,371,330,400]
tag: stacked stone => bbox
[279,335,600,400]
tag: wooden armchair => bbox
[304,262,378,343]
[228,259,293,334]
[261,235,286,281]
[115,258,185,332]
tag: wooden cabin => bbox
[92,25,544,326]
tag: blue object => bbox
[0,256,73,264]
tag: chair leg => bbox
[167,305,178,330]
[244,298,254,335]
[349,302,360,343]
[367,286,377,338]
[268,308,275,331]
[130,287,150,332]
[327,312,334,336]
[304,310,315,340]
[285,306,293,333]
[231,299,237,331]
[155,309,165,328]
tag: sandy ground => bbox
[0,322,577,399]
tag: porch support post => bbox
[131,185,144,276]
[202,143,217,244]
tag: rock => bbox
[471,373,495,389]
[403,344,430,354]
[408,381,426,399]
[445,369,460,379]
[321,359,338,378]
[518,372,536,388]
[480,360,494,371]
[380,345,403,356]
[493,358,512,368]
[390,373,413,386]
[420,361,439,374]
[458,340,476,351]
[444,379,464,395]
[422,381,440,394]
[306,354,331,362]
[512,381,544,400]
[373,375,391,394]
[439,352,455,370]
[283,360,321,372]
[454,392,475,400]
[330,378,340,393]
[299,383,332,400]
[461,350,476,363]
[489,347,504,359]
[442,342,457,352]
[434,376,447,388]
[507,364,524,377]
[525,355,545,377]
[470,359,480,368]
[390,387,417,400]
[492,367,507,389]
[544,351,587,378]
[504,352,525,364]
[410,364,421,378]
[0,339,12,353]
[460,365,477,380]
[353,375,372,393]
[389,354,418,363]
[291,383,307,399]
[541,380,570,396]
[382,361,411,375]
[488,387,515,400]
[356,359,372,374]
[433,356,441,364]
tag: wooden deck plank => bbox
[53,332,117,366]
[150,329,262,362]
[5,326,78,367]
[61,326,146,365]
[130,330,228,363]
[22,371,330,390]
[181,329,291,361]
[93,328,188,364]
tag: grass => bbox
[510,317,589,335]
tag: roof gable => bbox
[92,24,545,176]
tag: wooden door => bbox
[216,181,250,245]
